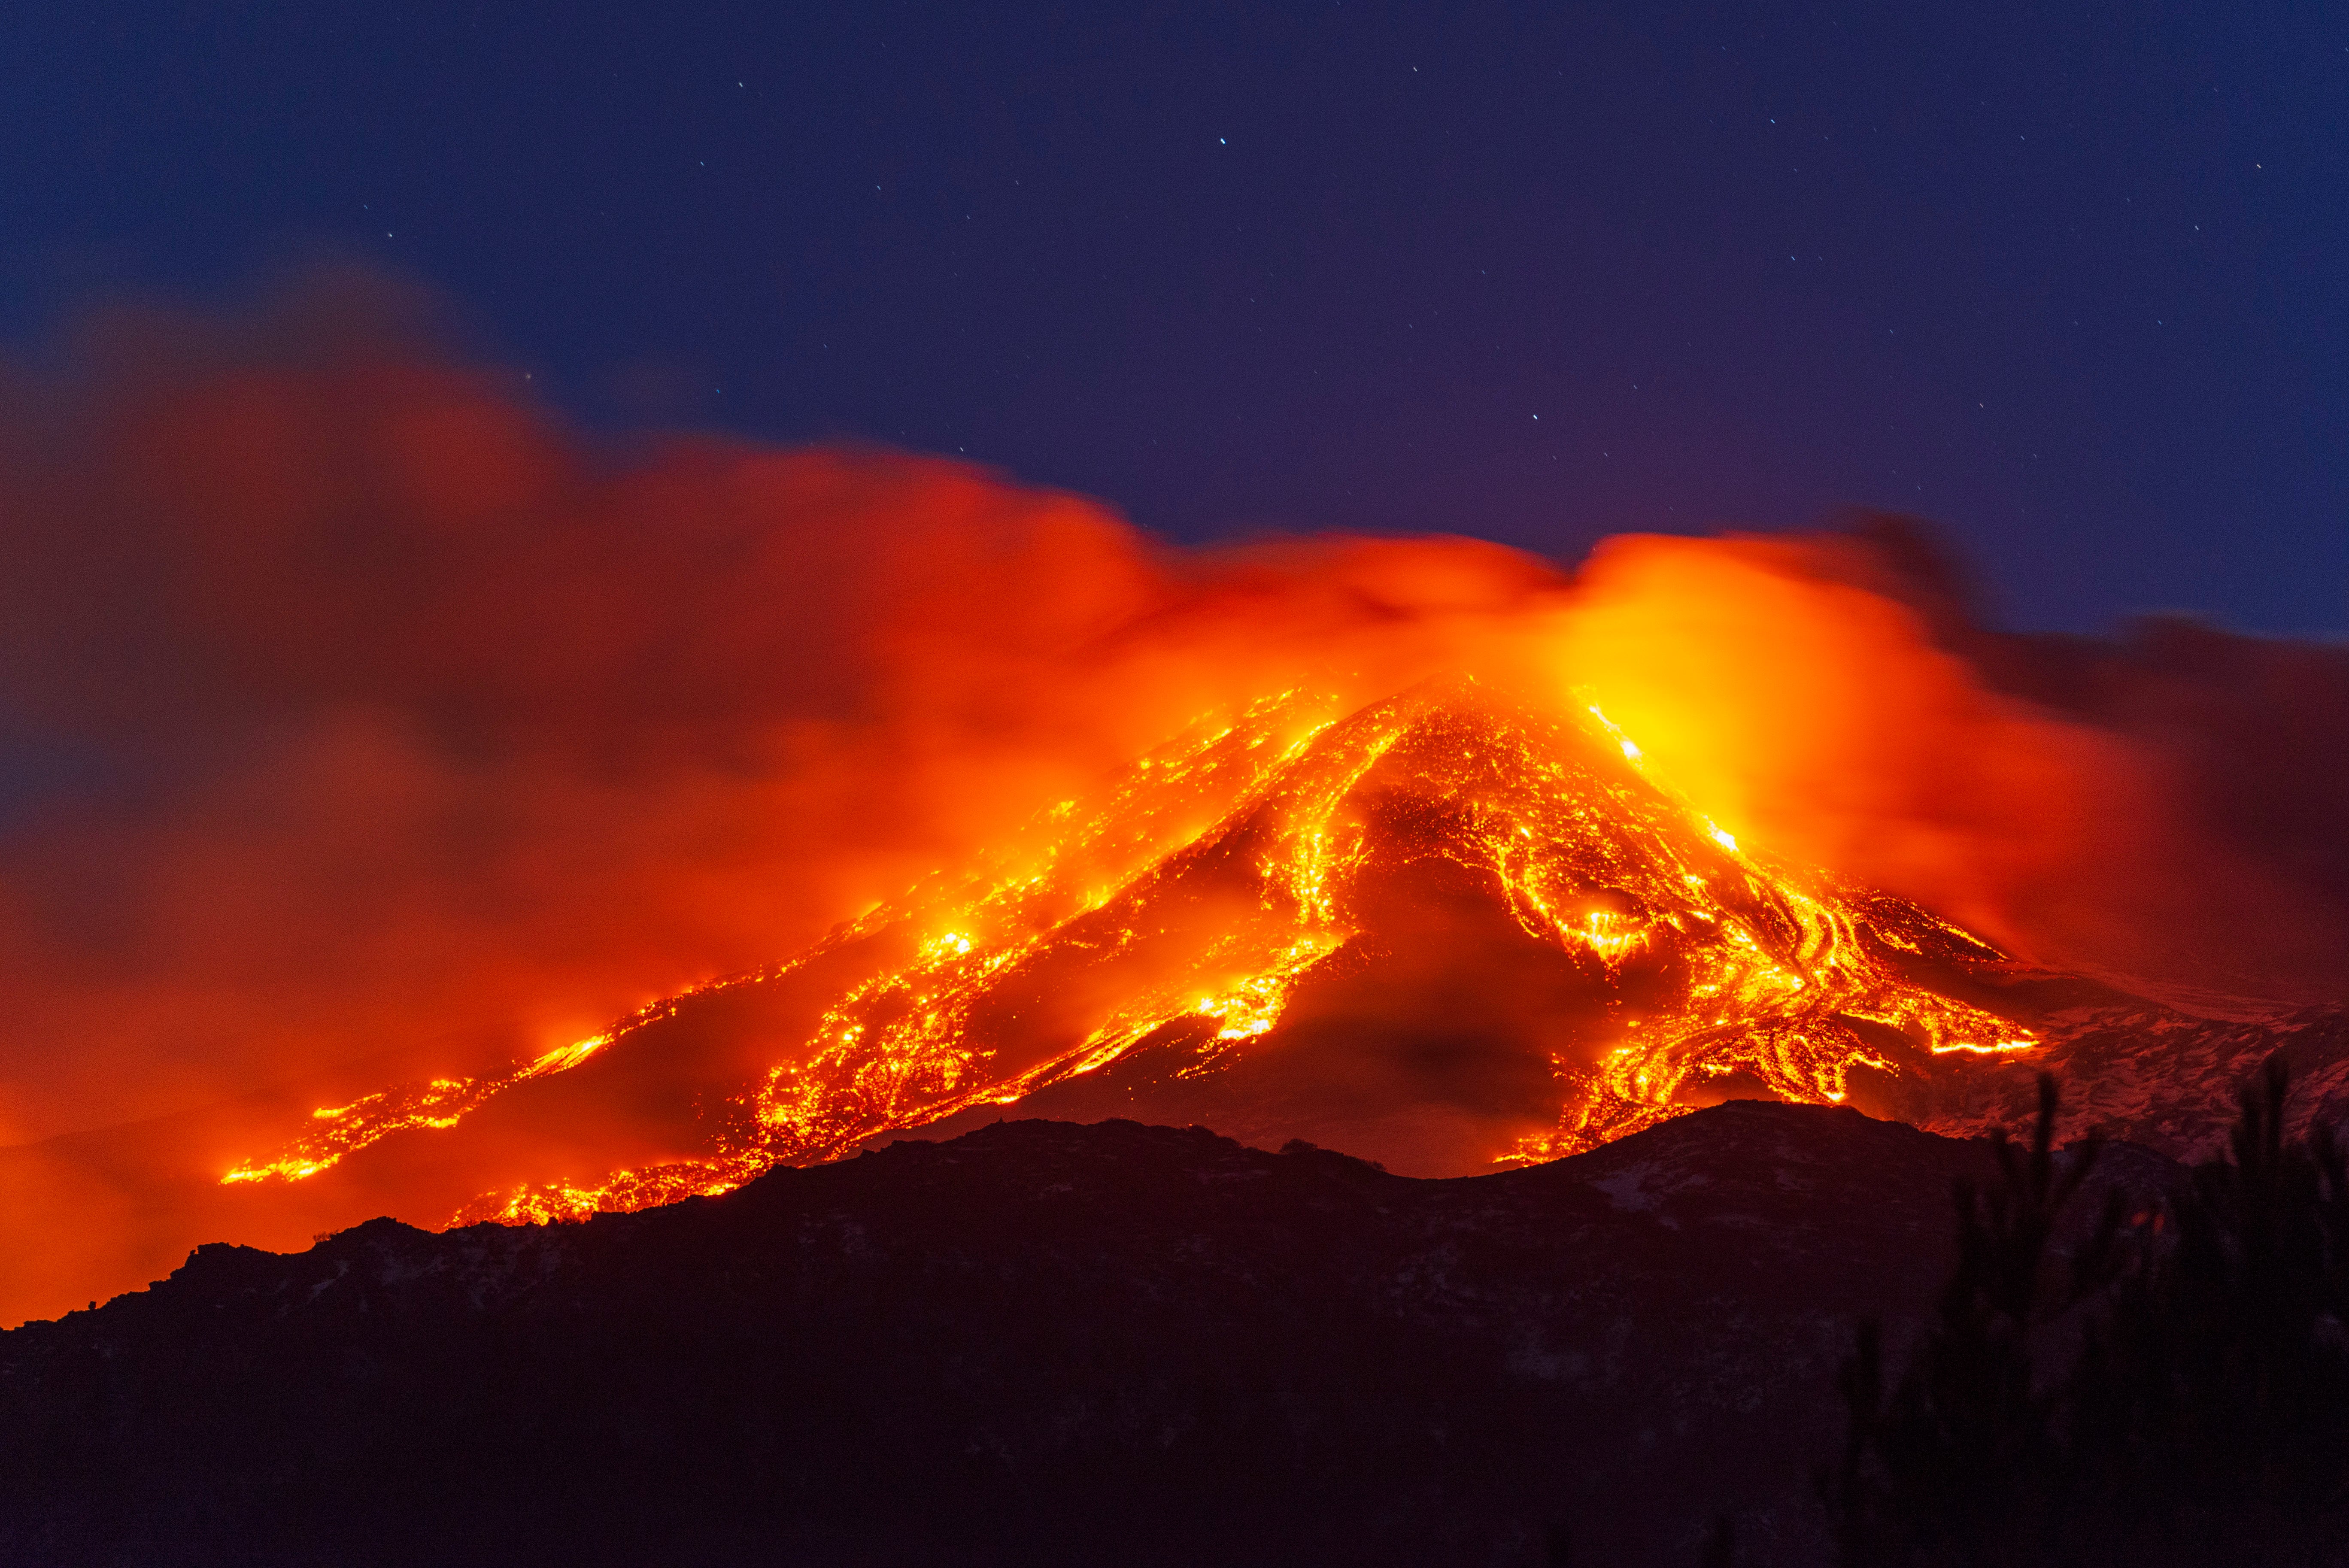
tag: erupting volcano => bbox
[222,679,2035,1223]
[5,318,2344,1341]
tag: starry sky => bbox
[4,3,2343,634]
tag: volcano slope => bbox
[0,1103,2179,1568]
[215,681,2043,1234]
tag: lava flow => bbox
[221,679,2033,1221]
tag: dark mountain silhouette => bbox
[0,1103,2179,1568]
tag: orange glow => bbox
[219,1032,616,1185]
[1536,535,2121,958]
[222,683,2036,1215]
[7,285,2339,1326]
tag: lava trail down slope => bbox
[219,681,2038,1230]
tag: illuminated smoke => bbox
[1549,527,2349,999]
[0,276,2340,1322]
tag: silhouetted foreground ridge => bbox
[0,1104,2171,1567]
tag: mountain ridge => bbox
[0,1101,2184,1568]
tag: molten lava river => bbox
[217,681,2038,1226]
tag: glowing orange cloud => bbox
[0,275,2339,1324]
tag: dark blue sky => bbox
[5,3,2343,633]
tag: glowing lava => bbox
[226,681,2033,1221]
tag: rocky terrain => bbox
[1932,999,2349,1159]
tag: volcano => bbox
[221,681,2038,1227]
[9,682,2349,1565]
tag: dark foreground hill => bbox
[0,1104,2174,1568]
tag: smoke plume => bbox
[0,276,2338,1321]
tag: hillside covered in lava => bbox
[210,680,2036,1225]
[198,675,2349,1261]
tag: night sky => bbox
[5,3,2343,634]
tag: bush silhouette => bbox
[1824,1057,2349,1567]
